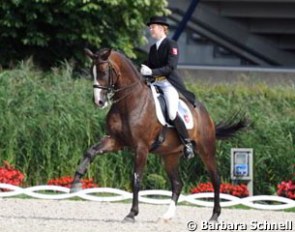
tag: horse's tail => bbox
[215,111,249,140]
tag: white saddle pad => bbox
[150,85,194,129]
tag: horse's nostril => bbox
[99,100,104,106]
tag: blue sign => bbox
[234,164,248,176]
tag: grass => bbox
[0,61,294,196]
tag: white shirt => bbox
[156,36,166,50]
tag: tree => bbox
[0,0,169,68]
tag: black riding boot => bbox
[172,114,195,159]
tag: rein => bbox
[93,60,140,104]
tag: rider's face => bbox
[149,24,165,40]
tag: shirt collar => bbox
[156,36,166,49]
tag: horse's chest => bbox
[106,112,123,134]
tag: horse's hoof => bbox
[70,183,82,193]
[122,216,135,223]
[209,214,219,223]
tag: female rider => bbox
[140,16,196,159]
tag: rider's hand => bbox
[140,64,152,76]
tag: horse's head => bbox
[85,48,116,108]
[85,47,143,108]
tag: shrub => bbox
[188,82,295,195]
[0,63,294,194]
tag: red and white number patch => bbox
[184,115,190,123]
[171,48,178,55]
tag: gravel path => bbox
[0,198,294,232]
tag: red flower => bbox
[47,176,98,189]
[191,182,249,197]
[0,161,25,191]
[277,180,295,200]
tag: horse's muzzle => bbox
[93,89,108,108]
[93,99,108,108]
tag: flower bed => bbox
[191,182,249,197]
[0,161,25,191]
[277,180,295,200]
[47,176,98,189]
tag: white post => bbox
[231,148,253,196]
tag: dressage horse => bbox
[70,48,247,222]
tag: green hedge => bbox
[0,62,294,195]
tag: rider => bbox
[140,16,196,159]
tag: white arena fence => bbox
[0,183,295,210]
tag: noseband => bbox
[93,60,139,104]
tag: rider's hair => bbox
[163,25,169,35]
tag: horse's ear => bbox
[84,48,97,60]
[100,48,112,61]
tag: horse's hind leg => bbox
[208,160,221,222]
[70,135,121,192]
[198,146,221,222]
[161,153,183,221]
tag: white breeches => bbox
[154,80,179,120]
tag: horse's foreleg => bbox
[161,153,183,221]
[123,145,148,222]
[70,135,121,192]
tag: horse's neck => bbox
[112,57,148,102]
[113,54,143,89]
[109,52,152,110]
[114,59,151,112]
[117,56,143,85]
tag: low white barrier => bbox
[1,183,295,210]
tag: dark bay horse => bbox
[70,48,247,222]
